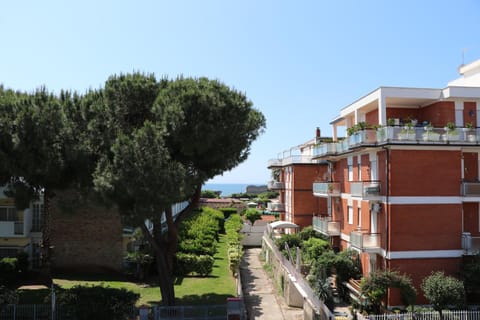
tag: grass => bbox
[18,234,236,306]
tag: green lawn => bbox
[18,234,236,306]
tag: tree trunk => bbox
[140,223,175,306]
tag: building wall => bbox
[418,101,455,127]
[49,190,124,272]
[463,152,478,181]
[389,149,461,196]
[389,204,462,251]
[365,109,379,126]
[463,202,480,236]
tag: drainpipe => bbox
[383,146,390,306]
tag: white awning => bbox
[269,221,299,229]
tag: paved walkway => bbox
[240,248,303,320]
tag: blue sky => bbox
[1,1,480,184]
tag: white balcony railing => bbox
[350,231,381,252]
[312,216,340,236]
[0,221,25,236]
[313,126,480,159]
[313,182,341,197]
[267,180,285,190]
[350,181,381,198]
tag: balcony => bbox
[350,230,381,252]
[350,181,381,198]
[312,216,340,236]
[0,221,25,236]
[268,180,285,190]
[313,126,480,159]
[462,182,480,197]
[462,232,480,255]
[267,202,285,212]
[313,182,341,197]
[267,158,282,168]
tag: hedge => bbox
[225,214,244,275]
[46,285,139,320]
[174,253,215,276]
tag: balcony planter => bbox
[397,125,415,140]
[422,131,441,141]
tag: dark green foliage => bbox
[257,191,279,200]
[174,253,215,276]
[302,237,330,265]
[230,192,257,199]
[307,249,362,303]
[275,234,302,258]
[201,189,221,198]
[298,226,323,241]
[361,270,417,314]
[178,207,221,256]
[0,285,18,305]
[16,251,29,274]
[47,285,139,320]
[0,258,18,286]
[244,208,262,225]
[219,207,238,219]
[460,254,480,297]
[225,214,243,275]
[421,271,465,316]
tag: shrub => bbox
[421,271,465,316]
[244,208,262,225]
[302,237,330,265]
[47,285,139,320]
[225,214,244,275]
[0,285,18,305]
[0,257,18,286]
[275,234,301,258]
[174,253,215,276]
[178,207,221,256]
[219,207,238,219]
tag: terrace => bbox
[313,126,480,159]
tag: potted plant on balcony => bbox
[444,122,460,141]
[464,122,476,142]
[422,122,440,141]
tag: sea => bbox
[203,183,259,197]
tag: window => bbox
[32,203,43,232]
[357,155,362,181]
[0,207,18,221]
[348,206,353,225]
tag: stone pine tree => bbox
[91,75,266,306]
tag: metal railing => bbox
[365,310,480,320]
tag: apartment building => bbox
[268,59,480,306]
[0,187,43,268]
[267,135,329,229]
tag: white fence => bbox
[365,310,480,320]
